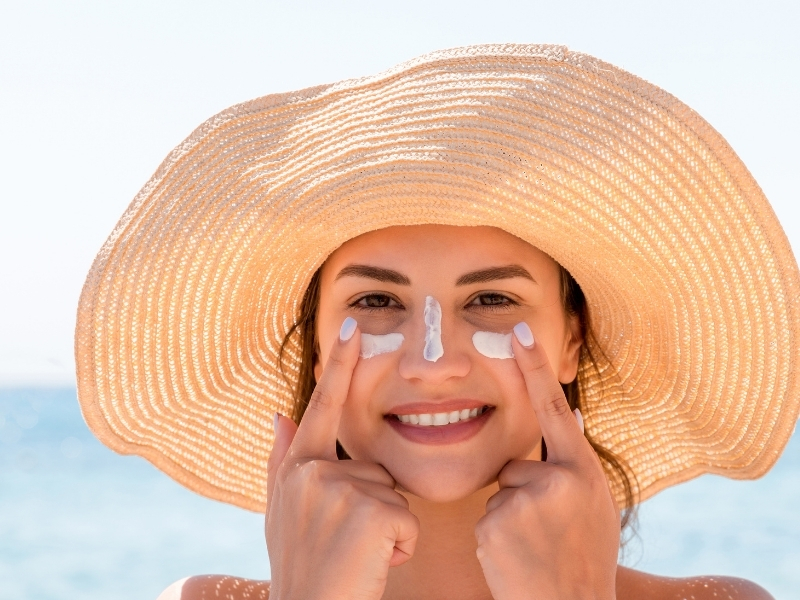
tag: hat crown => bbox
[76,44,800,510]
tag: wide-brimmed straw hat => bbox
[75,44,800,512]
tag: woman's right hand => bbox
[265,317,420,600]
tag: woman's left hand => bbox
[474,323,620,600]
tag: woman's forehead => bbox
[325,225,557,272]
[329,225,552,261]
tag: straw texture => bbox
[75,44,800,511]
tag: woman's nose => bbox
[397,301,470,384]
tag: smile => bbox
[391,406,490,426]
[385,402,495,445]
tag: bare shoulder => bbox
[154,569,774,600]
[156,576,270,600]
[617,566,774,600]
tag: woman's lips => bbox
[386,399,488,415]
[385,405,494,445]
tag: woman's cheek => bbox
[479,357,543,460]
[336,356,396,459]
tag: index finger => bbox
[290,316,361,460]
[511,321,586,464]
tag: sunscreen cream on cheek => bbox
[472,331,514,359]
[423,296,444,362]
[360,333,404,359]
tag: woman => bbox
[75,45,798,599]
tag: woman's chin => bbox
[391,467,498,503]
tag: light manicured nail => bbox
[273,411,282,432]
[340,317,357,341]
[513,322,534,348]
[574,408,585,435]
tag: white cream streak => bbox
[360,333,404,359]
[423,296,444,362]
[472,331,514,359]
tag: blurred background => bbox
[1,1,798,598]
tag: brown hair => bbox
[278,263,638,539]
[557,265,638,540]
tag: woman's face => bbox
[315,225,582,502]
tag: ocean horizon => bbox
[1,387,798,599]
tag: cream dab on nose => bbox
[472,331,514,359]
[360,333,404,359]
[423,296,444,362]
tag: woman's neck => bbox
[382,484,499,600]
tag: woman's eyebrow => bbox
[335,264,411,285]
[455,265,536,286]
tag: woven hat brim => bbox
[75,44,800,511]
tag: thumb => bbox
[266,412,298,511]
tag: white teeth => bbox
[433,413,449,426]
[394,406,490,426]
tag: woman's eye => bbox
[354,294,399,309]
[471,293,513,307]
[466,293,519,312]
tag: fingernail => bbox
[273,411,282,432]
[340,316,357,341]
[513,322,534,348]
[574,408,585,435]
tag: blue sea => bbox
[1,389,798,600]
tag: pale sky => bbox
[1,0,798,385]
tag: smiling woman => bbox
[74,45,798,600]
[282,226,635,516]
[319,227,570,484]
[263,224,625,599]
[277,226,643,581]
